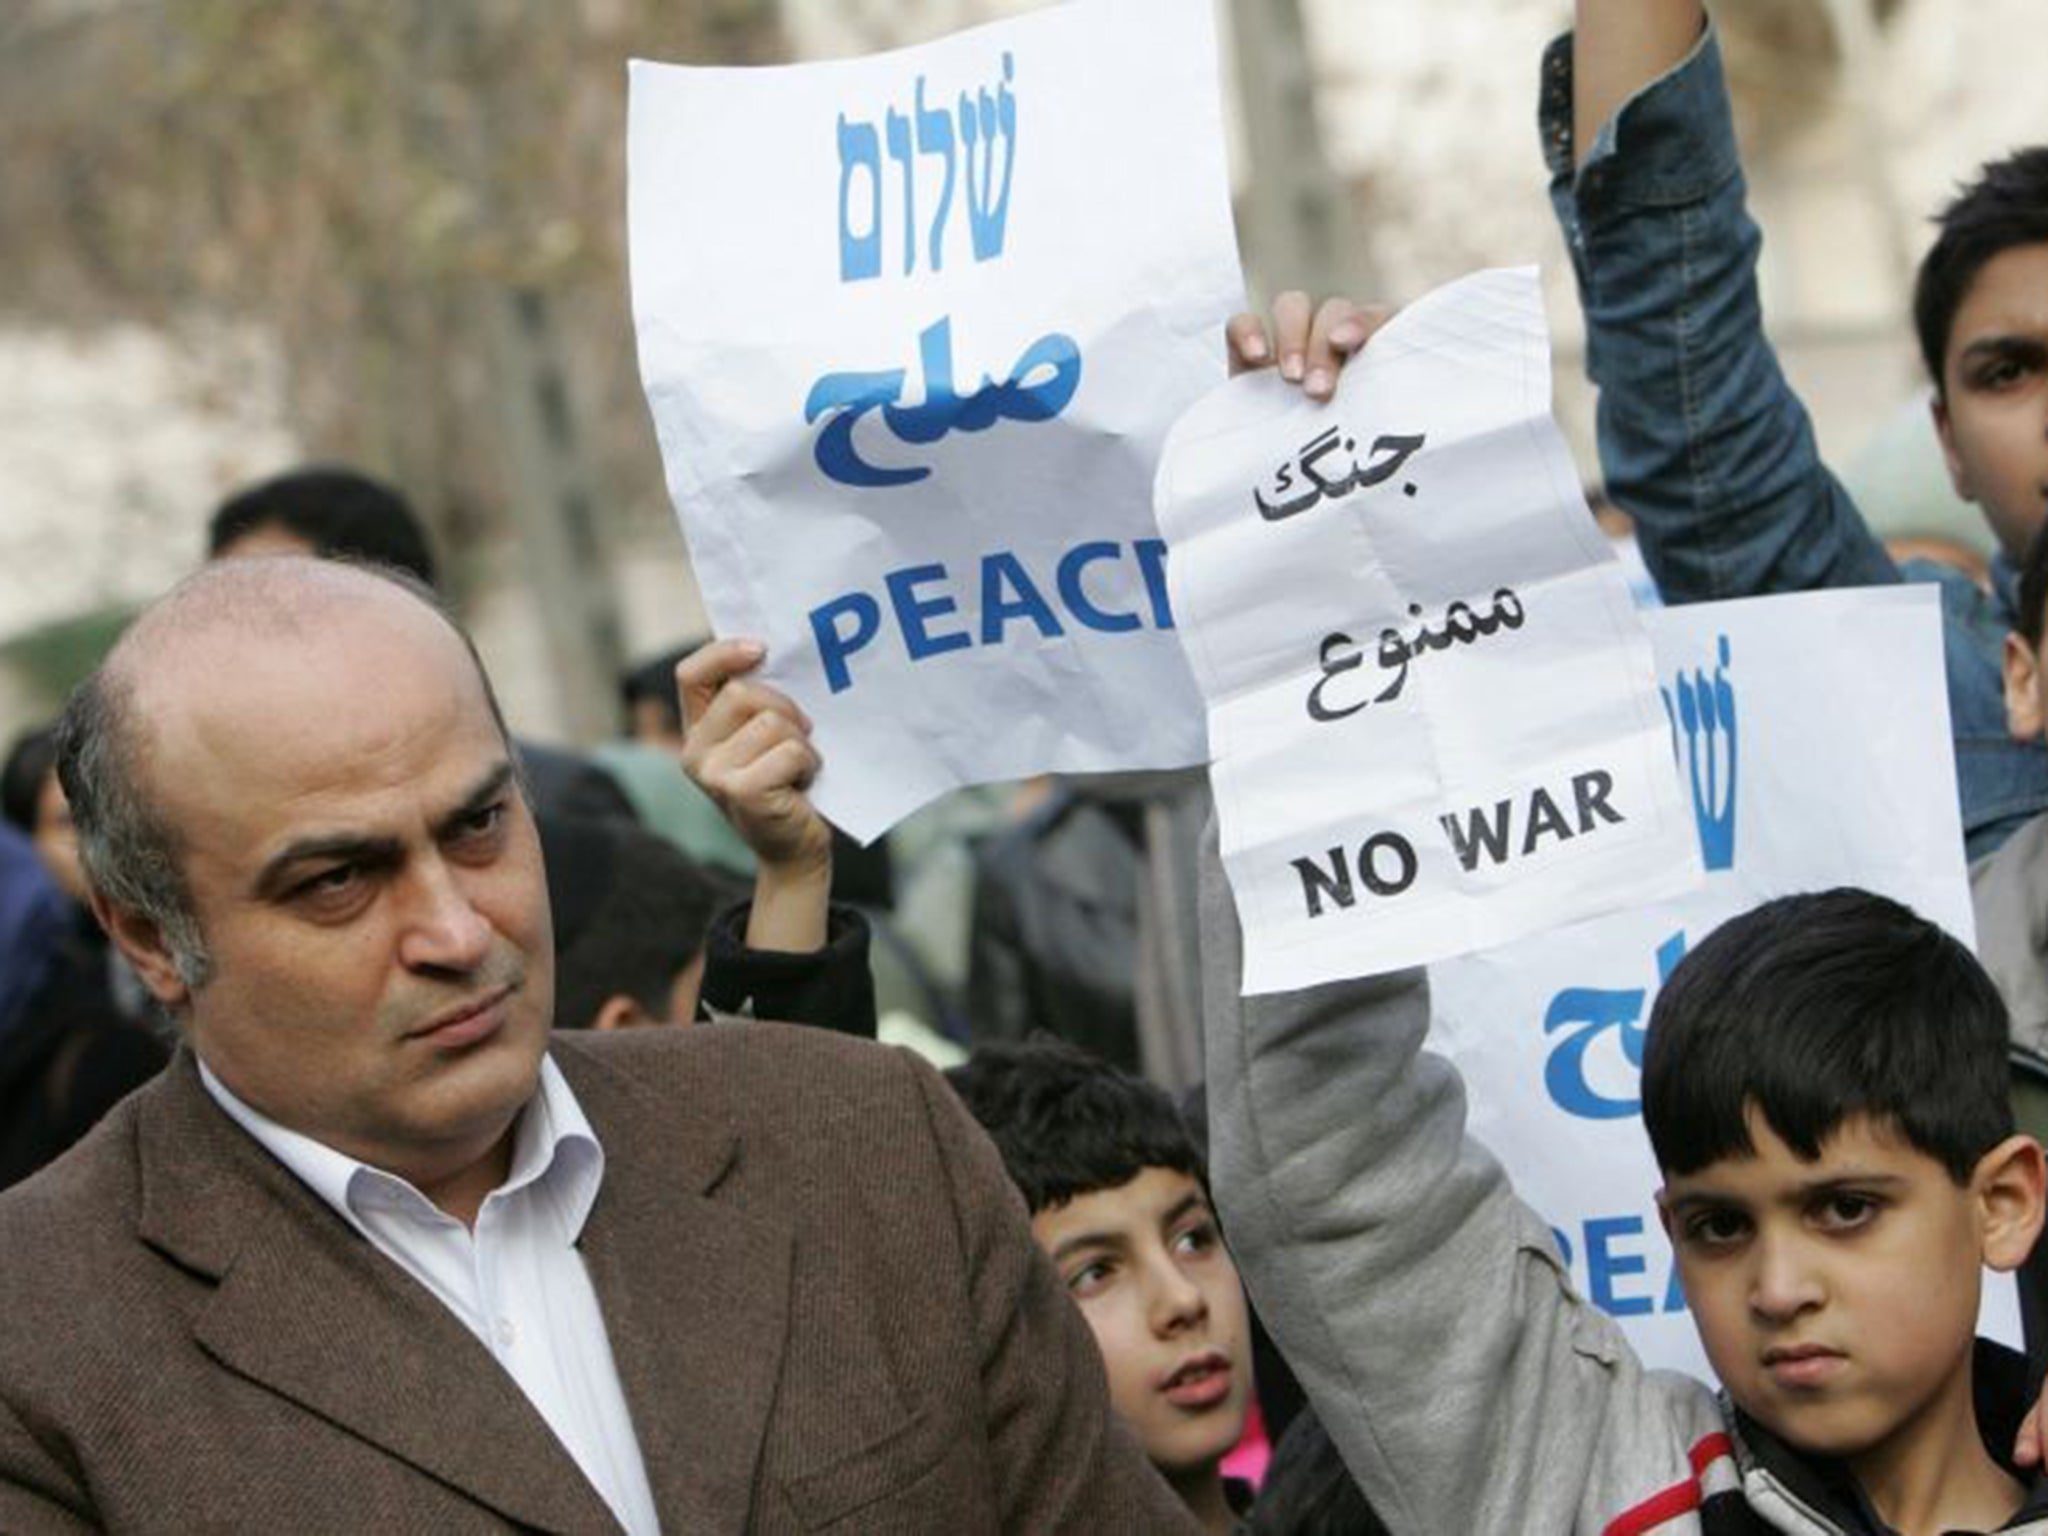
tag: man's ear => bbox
[1974,1134,2047,1272]
[89,893,190,1011]
[2004,632,2046,742]
[590,994,659,1032]
[1931,392,1976,503]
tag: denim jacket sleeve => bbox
[1540,27,1899,601]
[1541,28,2048,859]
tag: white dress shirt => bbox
[200,1055,660,1536]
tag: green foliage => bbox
[0,605,136,715]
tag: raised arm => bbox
[1547,1,1897,603]
[1570,0,1702,166]
[679,641,880,1037]
[677,639,833,953]
[1197,806,1721,1534]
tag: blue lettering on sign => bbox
[1058,541,1141,633]
[809,593,883,694]
[837,53,1016,282]
[1551,1214,1690,1318]
[1585,1216,1653,1316]
[1543,932,1688,1119]
[1662,634,1738,871]
[804,316,1083,489]
[808,538,1175,695]
[886,563,974,661]
[818,53,1080,488]
[979,551,1064,643]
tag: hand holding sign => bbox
[1155,267,1700,991]
[1225,292,1387,399]
[679,639,833,953]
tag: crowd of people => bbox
[4,0,2048,1531]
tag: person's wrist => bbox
[746,847,833,952]
[756,842,833,893]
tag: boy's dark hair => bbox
[2,725,57,834]
[945,1038,1204,1213]
[1643,888,2013,1185]
[208,466,438,588]
[1912,147,2048,389]
[543,817,724,1031]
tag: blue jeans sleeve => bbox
[1540,28,1899,602]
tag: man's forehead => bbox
[120,560,466,710]
[114,561,499,803]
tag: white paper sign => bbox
[1428,586,2018,1379]
[1155,267,1701,991]
[628,0,1242,841]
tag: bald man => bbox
[0,559,1191,1534]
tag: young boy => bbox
[947,1039,1256,1534]
[1200,822,2048,1531]
[1547,0,2048,858]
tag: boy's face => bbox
[1932,240,2048,563]
[1031,1167,1252,1478]
[1658,1108,2022,1478]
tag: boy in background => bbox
[948,1039,1256,1535]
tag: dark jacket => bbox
[0,1026,1194,1533]
[0,905,167,1192]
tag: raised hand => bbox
[677,639,833,951]
[1225,292,1391,402]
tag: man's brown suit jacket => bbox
[0,1023,1194,1533]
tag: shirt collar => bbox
[197,1053,605,1237]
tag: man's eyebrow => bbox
[253,762,515,898]
[253,832,399,899]
[432,761,516,840]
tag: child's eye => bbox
[1683,1209,1750,1250]
[1064,1259,1115,1298]
[1970,350,2043,391]
[1172,1219,1220,1258]
[1812,1193,1881,1233]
